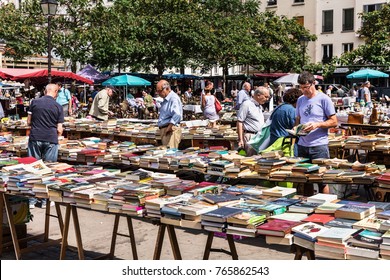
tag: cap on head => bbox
[106,85,117,93]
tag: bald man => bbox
[156,80,183,148]
[27,83,64,162]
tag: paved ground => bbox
[1,205,296,260]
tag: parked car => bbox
[316,84,350,97]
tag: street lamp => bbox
[40,0,58,83]
[299,36,309,70]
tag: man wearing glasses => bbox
[237,86,270,156]
[156,80,183,148]
[296,71,337,195]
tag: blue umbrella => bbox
[102,74,151,86]
[346,69,389,79]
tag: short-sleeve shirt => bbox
[296,92,335,147]
[29,96,64,144]
[237,98,264,133]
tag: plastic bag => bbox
[247,118,272,153]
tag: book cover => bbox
[325,218,356,229]
[256,219,301,237]
[302,213,335,225]
[202,193,241,205]
[316,227,358,243]
[291,222,329,242]
[335,204,376,220]
[307,193,338,204]
[262,186,297,197]
[201,206,243,223]
[288,201,322,214]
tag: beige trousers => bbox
[160,126,182,148]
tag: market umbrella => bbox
[102,74,151,87]
[102,74,151,101]
[273,73,323,85]
[346,69,389,79]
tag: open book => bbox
[286,124,312,136]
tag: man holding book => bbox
[295,71,337,194]
[156,80,183,149]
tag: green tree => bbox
[250,11,315,73]
[340,3,390,68]
[0,1,45,61]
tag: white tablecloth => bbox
[183,105,202,114]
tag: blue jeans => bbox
[28,140,59,162]
[297,144,330,162]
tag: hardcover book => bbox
[201,206,243,223]
[325,218,356,229]
[291,222,329,242]
[316,227,358,244]
[256,219,301,237]
[307,193,338,204]
[302,213,335,225]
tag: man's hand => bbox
[303,122,319,131]
[108,111,114,117]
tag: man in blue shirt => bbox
[235,82,251,110]
[296,71,337,195]
[56,82,72,117]
[156,80,183,148]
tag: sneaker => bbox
[29,198,37,209]
[40,199,47,209]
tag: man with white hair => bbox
[235,82,251,110]
[237,86,270,156]
[326,85,333,97]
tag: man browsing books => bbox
[27,83,64,162]
[156,80,183,149]
[295,71,337,194]
[236,87,270,156]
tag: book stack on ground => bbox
[314,227,358,260]
[380,230,390,259]
[201,206,243,232]
[346,229,383,259]
[291,222,329,250]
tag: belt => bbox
[244,130,257,134]
[159,124,169,129]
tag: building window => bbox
[363,4,384,13]
[294,0,305,3]
[342,43,353,53]
[322,10,333,33]
[322,44,333,63]
[267,0,277,6]
[294,16,304,27]
[343,8,354,31]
